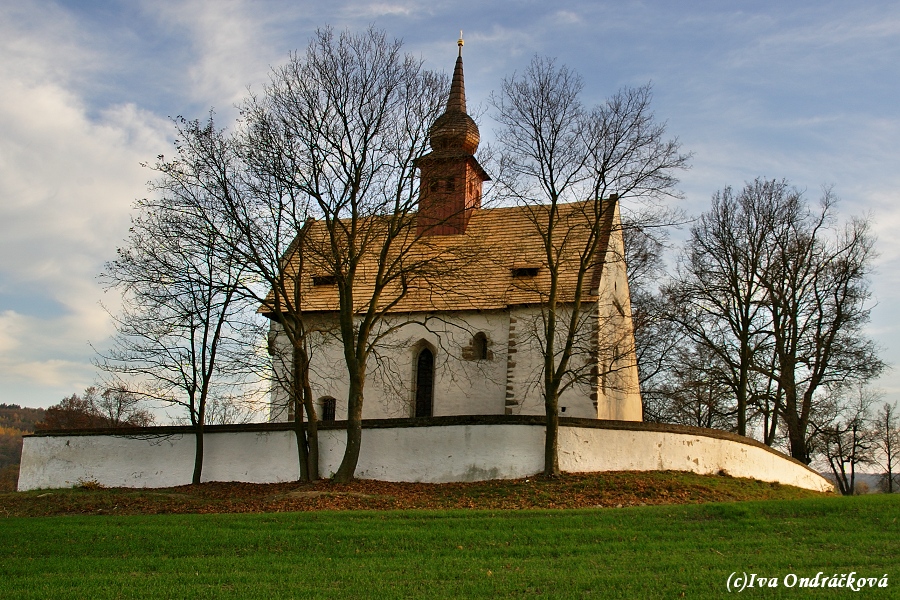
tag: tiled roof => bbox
[261,198,618,316]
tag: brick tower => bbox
[416,35,490,235]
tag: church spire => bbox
[415,37,490,236]
[446,32,466,113]
[428,34,480,155]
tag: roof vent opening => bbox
[511,266,540,278]
[312,275,337,286]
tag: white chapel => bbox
[265,44,643,424]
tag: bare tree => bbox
[90,386,155,428]
[664,180,883,461]
[140,28,462,484]
[98,183,251,484]
[241,27,449,482]
[813,386,877,496]
[759,187,883,462]
[656,344,735,429]
[159,115,324,482]
[622,219,682,423]
[872,401,900,493]
[665,181,777,436]
[490,56,689,475]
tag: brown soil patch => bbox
[0,471,830,518]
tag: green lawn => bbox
[1,494,897,599]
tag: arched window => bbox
[320,397,336,422]
[414,347,434,418]
[472,332,488,360]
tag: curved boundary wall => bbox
[17,416,833,492]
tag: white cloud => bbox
[142,0,294,113]
[754,9,900,52]
[0,311,25,355]
[0,1,101,88]
[340,2,421,18]
[0,2,171,405]
[552,10,583,26]
[0,77,170,283]
[0,306,102,389]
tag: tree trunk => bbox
[192,420,204,485]
[778,366,810,463]
[191,398,206,485]
[888,439,894,493]
[333,371,364,482]
[764,407,779,446]
[293,408,309,482]
[292,348,309,482]
[787,421,809,463]
[300,359,319,480]
[544,392,560,477]
[736,363,748,437]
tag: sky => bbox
[1,0,899,412]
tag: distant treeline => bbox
[0,404,45,492]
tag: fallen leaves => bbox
[0,471,828,518]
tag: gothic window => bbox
[445,177,455,192]
[414,347,434,418]
[320,397,336,422]
[472,332,488,360]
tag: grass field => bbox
[1,493,897,599]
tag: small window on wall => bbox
[320,397,336,422]
[472,332,489,360]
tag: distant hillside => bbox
[0,404,45,434]
[0,404,45,492]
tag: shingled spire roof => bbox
[428,34,480,156]
[446,39,467,112]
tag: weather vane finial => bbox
[458,30,464,56]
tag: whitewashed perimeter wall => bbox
[18,421,831,492]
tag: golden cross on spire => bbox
[458,30,464,55]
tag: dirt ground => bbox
[0,471,828,517]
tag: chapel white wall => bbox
[503,305,598,419]
[270,311,512,421]
[593,203,643,421]
[269,306,617,422]
[268,207,643,423]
